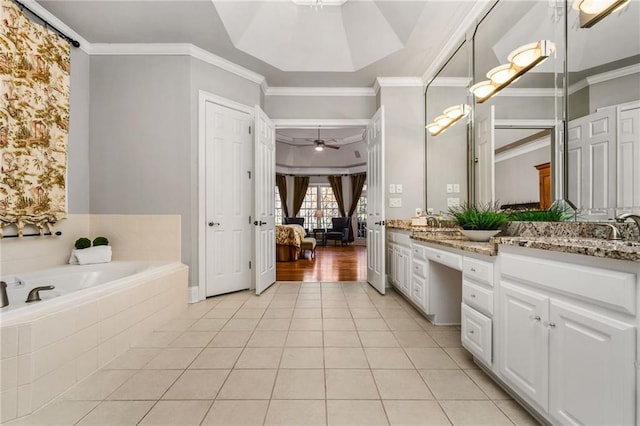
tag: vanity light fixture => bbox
[471,40,555,103]
[578,0,629,27]
[426,104,470,136]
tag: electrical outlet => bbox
[447,197,460,207]
[396,184,403,194]
[427,207,434,215]
[453,183,460,193]
[446,184,453,193]
[389,198,402,208]
[389,184,396,194]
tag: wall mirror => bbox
[566,0,640,220]
[425,39,471,215]
[470,0,564,209]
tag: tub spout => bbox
[26,285,55,303]
[1,281,8,308]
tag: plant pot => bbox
[460,229,500,242]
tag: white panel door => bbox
[499,281,549,411]
[568,108,616,220]
[549,300,636,426]
[367,106,386,294]
[618,105,640,214]
[254,105,276,295]
[205,102,252,297]
[475,106,495,205]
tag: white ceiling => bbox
[36,0,483,87]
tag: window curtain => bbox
[347,173,367,241]
[292,176,309,217]
[275,174,289,218]
[328,176,347,217]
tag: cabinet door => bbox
[387,245,395,285]
[402,247,412,296]
[549,300,636,426]
[499,281,549,411]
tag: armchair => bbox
[325,217,351,246]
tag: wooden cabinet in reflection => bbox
[535,162,551,210]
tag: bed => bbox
[276,224,307,261]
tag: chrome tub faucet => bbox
[1,281,8,308]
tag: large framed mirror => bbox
[566,0,640,220]
[425,39,471,215]
[470,0,564,209]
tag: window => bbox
[275,186,283,225]
[300,184,340,229]
[356,184,367,238]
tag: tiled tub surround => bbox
[0,262,189,423]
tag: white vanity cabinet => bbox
[497,245,638,425]
[386,230,412,296]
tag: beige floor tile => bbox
[359,331,400,347]
[265,400,326,426]
[385,318,423,331]
[257,318,292,331]
[378,309,413,319]
[132,331,181,348]
[289,318,323,331]
[324,347,369,368]
[107,370,181,400]
[494,400,541,425]
[321,300,349,308]
[202,400,269,425]
[372,369,433,400]
[393,331,439,348]
[272,369,325,399]
[9,400,98,425]
[270,300,297,308]
[189,318,228,332]
[293,308,322,318]
[189,347,242,369]
[285,331,323,347]
[465,369,512,400]
[236,347,283,368]
[364,347,414,369]
[208,331,252,347]
[280,347,324,368]
[157,319,197,332]
[169,331,216,348]
[327,400,389,426]
[322,308,352,318]
[263,308,294,318]
[247,330,288,347]
[222,318,259,332]
[405,348,458,370]
[139,400,211,425]
[104,348,161,369]
[217,369,277,399]
[233,308,266,319]
[325,369,380,399]
[61,369,137,400]
[162,369,229,399]
[323,318,357,331]
[354,318,389,331]
[350,308,382,318]
[383,400,451,425]
[429,330,462,348]
[204,308,238,319]
[323,331,361,347]
[77,400,154,425]
[420,370,487,400]
[440,400,512,425]
[144,348,201,369]
[444,347,476,369]
[295,300,322,308]
[216,300,246,309]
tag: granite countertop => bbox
[410,234,497,256]
[498,236,640,263]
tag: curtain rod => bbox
[12,0,80,48]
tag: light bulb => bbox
[426,123,441,135]
[470,80,496,99]
[508,40,555,68]
[435,115,452,128]
[315,145,323,151]
[579,0,624,14]
[487,63,517,84]
[444,104,468,119]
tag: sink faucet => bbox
[426,216,440,228]
[599,223,622,240]
[1,281,8,308]
[615,213,640,240]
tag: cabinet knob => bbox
[468,330,475,334]
[529,315,541,322]
[544,321,556,329]
[470,267,476,272]
[470,294,476,298]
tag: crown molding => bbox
[568,63,640,95]
[429,77,471,87]
[495,136,550,163]
[494,87,561,97]
[374,77,424,93]
[272,118,371,128]
[20,0,91,54]
[494,119,558,127]
[276,165,367,176]
[265,86,376,97]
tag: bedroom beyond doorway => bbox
[276,245,367,282]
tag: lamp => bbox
[471,40,555,103]
[315,145,324,152]
[426,104,470,136]
[578,0,629,27]
[314,209,323,227]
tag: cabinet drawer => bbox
[395,232,411,247]
[463,257,494,286]
[425,247,462,271]
[463,281,493,316]
[411,244,426,261]
[411,275,426,308]
[412,259,427,278]
[461,304,492,366]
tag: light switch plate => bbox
[395,184,403,194]
[447,197,460,207]
[427,207,434,215]
[389,184,396,194]
[389,198,402,208]
[446,184,453,193]
[453,184,460,193]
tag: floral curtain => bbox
[0,0,70,236]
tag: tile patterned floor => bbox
[10,282,540,425]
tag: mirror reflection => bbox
[566,0,640,220]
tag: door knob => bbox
[253,221,267,226]
[208,222,220,227]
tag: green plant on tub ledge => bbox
[448,202,508,242]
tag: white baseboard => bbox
[188,286,200,303]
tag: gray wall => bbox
[379,86,425,219]
[495,146,549,205]
[264,95,376,119]
[67,48,91,213]
[589,73,640,112]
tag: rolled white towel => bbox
[69,246,112,265]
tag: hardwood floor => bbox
[276,245,367,282]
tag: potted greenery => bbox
[448,202,508,242]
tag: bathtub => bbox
[0,261,189,423]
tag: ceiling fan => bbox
[306,128,340,151]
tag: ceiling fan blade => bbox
[324,144,340,150]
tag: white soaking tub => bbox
[0,261,189,423]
